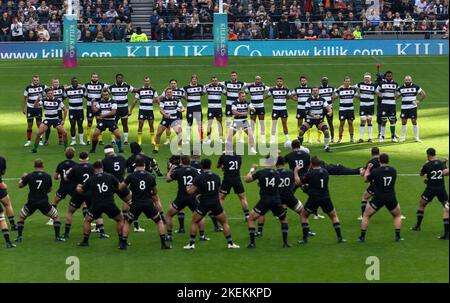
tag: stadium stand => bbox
[0,0,448,41]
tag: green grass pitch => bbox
[0,56,448,283]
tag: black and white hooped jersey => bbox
[64,85,86,110]
[305,96,329,119]
[319,85,335,105]
[161,98,183,120]
[397,84,424,110]
[376,80,399,106]
[244,83,268,109]
[108,83,134,108]
[222,81,246,106]
[356,82,377,108]
[162,88,184,101]
[292,86,312,111]
[232,100,250,121]
[135,87,158,111]
[183,84,204,108]
[269,86,291,111]
[336,86,358,111]
[204,84,225,109]
[50,86,65,102]
[38,97,65,120]
[84,82,108,106]
[95,99,117,121]
[24,84,47,108]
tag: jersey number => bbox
[265,177,275,187]
[383,177,392,186]
[207,181,215,191]
[114,162,120,172]
[96,182,109,193]
[36,180,42,189]
[229,161,239,170]
[83,173,90,183]
[183,176,193,186]
[139,180,146,190]
[279,177,291,187]
[320,178,324,188]
[295,160,304,168]
[430,170,443,180]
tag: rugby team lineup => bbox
[0,67,447,252]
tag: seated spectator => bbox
[124,22,133,42]
[352,25,363,39]
[414,0,429,16]
[112,19,125,41]
[343,28,355,39]
[35,24,50,41]
[0,11,11,42]
[404,12,416,31]
[323,10,335,29]
[296,26,306,39]
[155,18,168,41]
[235,22,251,40]
[262,18,279,39]
[94,31,106,42]
[98,13,111,28]
[318,28,330,39]
[25,28,37,41]
[37,0,50,23]
[277,13,291,38]
[10,16,24,41]
[304,28,317,40]
[249,22,262,39]
[104,23,113,40]
[330,27,342,38]
[169,18,184,40]
[150,9,160,35]
[47,14,61,41]
[228,28,237,40]
[106,7,118,19]
[130,26,148,42]
[83,29,94,42]
[393,12,403,30]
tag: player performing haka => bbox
[412,148,449,240]
[31,89,68,153]
[44,78,65,145]
[120,156,172,250]
[17,159,64,243]
[360,153,404,242]
[225,91,257,154]
[0,156,17,232]
[376,71,400,142]
[359,147,381,221]
[245,76,268,143]
[336,76,358,143]
[23,75,47,147]
[184,159,240,250]
[84,73,108,145]
[398,75,426,142]
[129,76,158,146]
[108,73,135,145]
[77,161,126,248]
[296,156,346,244]
[297,86,332,152]
[183,74,205,143]
[204,76,226,144]
[245,158,291,249]
[292,76,318,144]
[356,73,378,143]
[65,77,87,146]
[268,77,292,146]
[90,89,124,154]
[319,77,335,142]
[217,148,250,222]
[153,88,184,153]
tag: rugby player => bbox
[108,73,135,145]
[412,148,449,240]
[153,88,183,154]
[184,159,240,249]
[23,75,47,147]
[398,75,426,142]
[157,79,185,145]
[90,89,124,153]
[129,76,158,146]
[77,161,126,248]
[85,73,108,145]
[245,157,290,248]
[360,153,404,242]
[268,77,292,146]
[222,72,247,137]
[376,71,400,142]
[31,89,68,153]
[244,76,268,143]
[319,77,335,142]
[296,156,346,244]
[335,76,357,143]
[120,156,171,249]
[204,76,226,144]
[64,77,87,146]
[296,86,332,152]
[183,74,205,143]
[356,73,377,143]
[359,147,381,221]
[17,159,64,242]
[0,155,17,231]
[292,76,318,144]
[225,91,257,154]
[44,78,65,145]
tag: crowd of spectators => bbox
[0,0,134,42]
[150,0,449,40]
[0,0,448,42]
